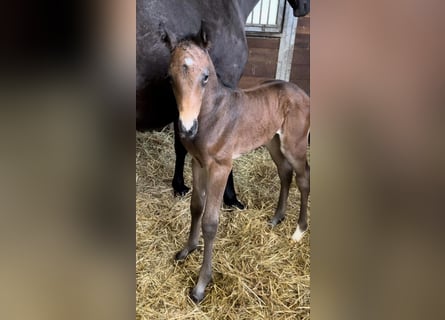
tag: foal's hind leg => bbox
[292,160,310,242]
[280,135,310,242]
[266,135,293,226]
[175,158,206,260]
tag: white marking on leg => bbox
[291,225,306,242]
[276,129,287,155]
[184,57,194,66]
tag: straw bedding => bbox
[136,129,310,319]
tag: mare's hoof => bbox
[173,184,190,197]
[189,289,204,304]
[223,197,245,210]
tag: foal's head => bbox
[166,32,213,139]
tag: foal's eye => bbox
[202,74,209,86]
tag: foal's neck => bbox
[196,78,238,129]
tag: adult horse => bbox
[136,0,310,208]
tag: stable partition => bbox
[242,0,310,93]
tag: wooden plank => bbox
[244,60,277,78]
[243,39,279,78]
[246,37,280,49]
[294,33,310,48]
[296,16,310,31]
[290,14,310,92]
[292,47,310,64]
[246,47,279,57]
[290,64,310,80]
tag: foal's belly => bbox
[232,127,280,159]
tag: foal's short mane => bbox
[174,39,207,52]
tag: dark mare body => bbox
[136,0,310,208]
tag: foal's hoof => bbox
[175,250,189,261]
[223,197,245,210]
[175,246,197,261]
[269,216,285,227]
[173,184,190,197]
[291,225,306,242]
[189,289,205,304]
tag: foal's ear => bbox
[198,20,212,50]
[159,22,177,51]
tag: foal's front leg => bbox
[176,158,206,260]
[190,162,231,303]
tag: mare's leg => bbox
[172,120,190,196]
[223,170,245,209]
[190,162,231,303]
[176,158,206,260]
[266,135,294,226]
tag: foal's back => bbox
[227,80,310,158]
[240,79,310,131]
[245,79,309,108]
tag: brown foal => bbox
[165,32,310,303]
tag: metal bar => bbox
[259,0,263,25]
[245,0,286,34]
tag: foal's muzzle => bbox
[178,119,198,139]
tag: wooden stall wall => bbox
[290,14,310,94]
[239,37,280,88]
[240,14,310,95]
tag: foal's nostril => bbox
[178,119,198,138]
